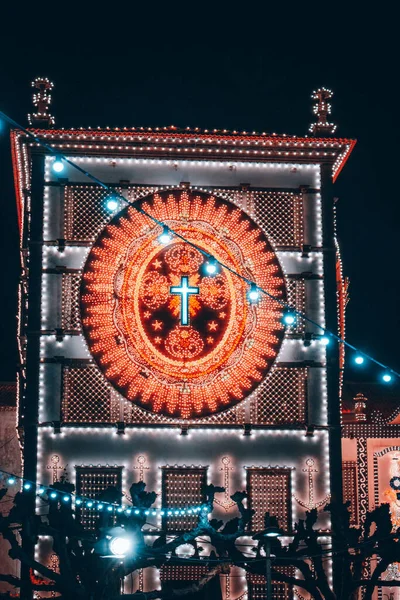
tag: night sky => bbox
[0,10,399,390]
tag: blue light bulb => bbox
[7,477,16,485]
[354,355,364,365]
[159,226,172,244]
[106,197,119,212]
[283,313,296,326]
[50,492,58,499]
[205,259,218,275]
[63,495,70,502]
[23,482,31,490]
[382,373,392,383]
[321,336,330,346]
[52,157,64,173]
[248,284,260,303]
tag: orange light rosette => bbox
[80,190,286,419]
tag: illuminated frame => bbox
[80,189,286,419]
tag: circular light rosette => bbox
[80,189,286,419]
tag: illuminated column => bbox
[320,161,343,594]
[21,154,45,600]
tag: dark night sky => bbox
[0,8,399,390]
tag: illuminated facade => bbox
[11,84,357,598]
[342,385,400,598]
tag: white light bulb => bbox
[110,536,132,557]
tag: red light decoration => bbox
[80,190,286,419]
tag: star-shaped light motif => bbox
[144,311,151,319]
[208,321,218,331]
[154,337,162,345]
[219,312,226,319]
[207,336,214,344]
[152,259,162,269]
[152,320,163,331]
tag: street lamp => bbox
[94,526,134,559]
[109,536,133,557]
[253,516,282,600]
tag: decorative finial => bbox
[354,393,368,421]
[309,87,336,136]
[28,77,55,128]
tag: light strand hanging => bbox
[0,110,398,382]
[0,468,209,516]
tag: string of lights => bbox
[0,110,398,382]
[2,459,393,552]
[0,467,209,516]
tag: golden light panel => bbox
[80,190,286,419]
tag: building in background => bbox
[9,79,358,598]
[342,383,400,596]
[0,382,21,593]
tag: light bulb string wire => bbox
[0,466,207,515]
[1,110,398,379]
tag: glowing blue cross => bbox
[170,276,199,326]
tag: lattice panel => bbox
[162,467,207,532]
[64,185,158,241]
[76,466,122,530]
[63,185,303,247]
[342,461,358,525]
[61,273,82,330]
[217,189,303,248]
[252,368,307,425]
[247,568,294,600]
[61,364,245,424]
[160,565,209,582]
[62,366,111,423]
[247,468,292,532]
[253,191,303,247]
[286,279,306,333]
[61,365,306,425]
